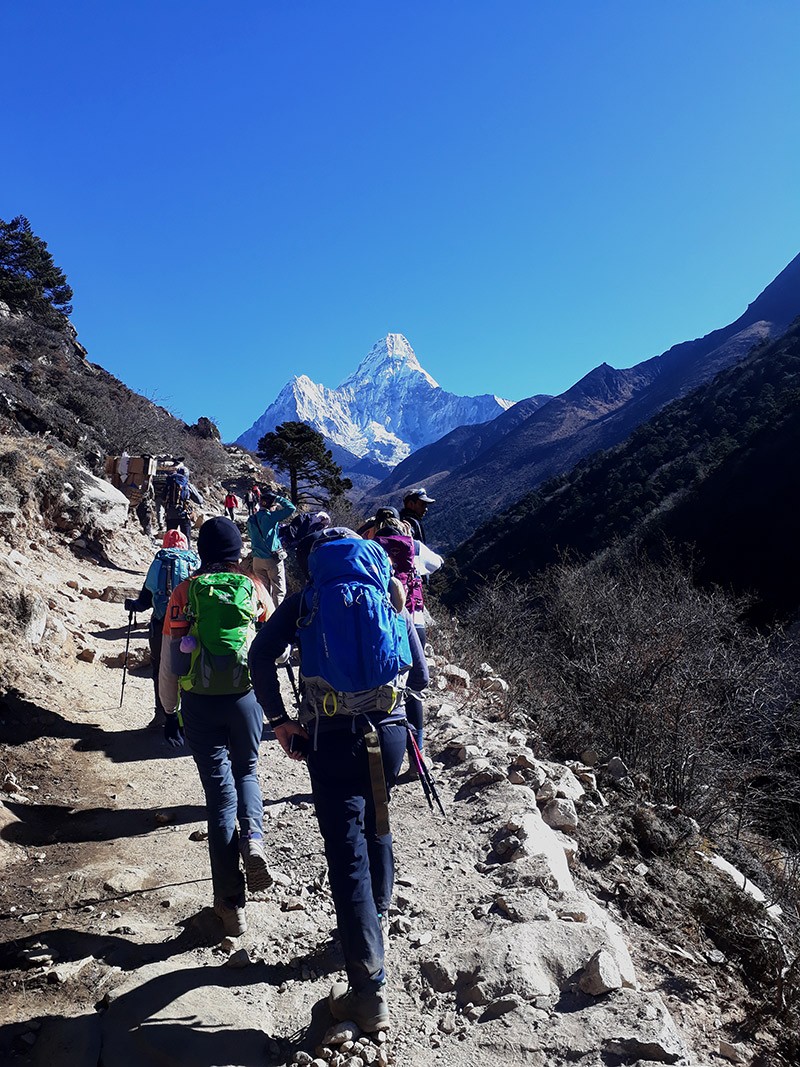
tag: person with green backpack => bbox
[158,516,273,937]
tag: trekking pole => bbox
[406,724,446,818]
[284,662,301,709]
[120,610,134,708]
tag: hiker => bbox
[124,530,200,728]
[158,516,274,937]
[224,490,240,521]
[247,485,295,606]
[399,488,435,544]
[162,464,204,545]
[249,528,429,1032]
[244,488,259,516]
[278,509,331,552]
[373,507,438,760]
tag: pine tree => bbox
[257,421,352,505]
[0,216,74,326]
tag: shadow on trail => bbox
[1,799,205,845]
[0,690,192,764]
[0,947,339,1066]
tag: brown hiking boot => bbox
[328,981,389,1032]
[213,898,247,937]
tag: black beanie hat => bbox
[197,516,242,566]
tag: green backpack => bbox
[179,572,259,696]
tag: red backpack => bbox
[374,533,424,614]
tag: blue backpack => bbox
[298,538,412,695]
[145,547,200,619]
[165,472,191,511]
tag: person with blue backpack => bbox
[158,517,274,937]
[124,529,200,728]
[249,527,429,1033]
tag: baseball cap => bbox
[404,488,435,504]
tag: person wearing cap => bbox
[399,488,435,544]
[247,484,296,606]
[124,529,200,729]
[158,517,273,937]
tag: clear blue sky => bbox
[3,1,799,441]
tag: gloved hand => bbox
[124,598,140,613]
[164,713,185,748]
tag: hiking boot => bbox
[328,981,389,1032]
[213,898,247,937]
[241,835,273,893]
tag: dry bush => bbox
[443,547,794,831]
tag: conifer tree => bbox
[0,216,73,327]
[257,421,352,506]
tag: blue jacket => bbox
[247,495,295,558]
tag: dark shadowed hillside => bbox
[0,303,227,480]
[394,252,800,550]
[446,320,800,622]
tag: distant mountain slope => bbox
[423,252,800,550]
[364,391,551,502]
[447,319,800,622]
[236,333,513,471]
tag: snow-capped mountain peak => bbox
[340,333,439,390]
[236,334,513,471]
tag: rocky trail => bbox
[0,532,768,1067]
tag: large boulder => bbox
[71,469,130,534]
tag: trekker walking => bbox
[249,528,429,1032]
[399,488,435,544]
[124,530,199,728]
[247,485,295,606]
[224,491,239,521]
[158,517,274,937]
[162,464,204,545]
[244,488,259,516]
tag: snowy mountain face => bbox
[236,334,513,469]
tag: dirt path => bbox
[0,540,488,1067]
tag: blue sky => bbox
[3,1,799,441]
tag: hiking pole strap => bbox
[362,721,390,837]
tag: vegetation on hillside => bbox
[446,320,800,621]
[0,216,73,328]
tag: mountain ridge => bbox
[236,333,514,471]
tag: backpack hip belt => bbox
[298,675,407,726]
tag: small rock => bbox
[189,828,208,841]
[226,948,251,968]
[323,1021,362,1045]
[421,957,456,992]
[442,664,471,689]
[409,930,433,946]
[607,756,629,779]
[580,749,599,766]
[719,1039,746,1063]
[76,646,97,663]
[578,949,623,995]
[481,995,522,1020]
[634,862,649,877]
[536,779,557,802]
[541,798,578,832]
[293,1054,313,1066]
[439,1010,457,1034]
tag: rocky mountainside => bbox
[373,252,800,550]
[236,334,514,474]
[447,319,800,623]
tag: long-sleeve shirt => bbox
[249,591,429,727]
[247,495,296,558]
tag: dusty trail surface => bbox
[0,540,493,1067]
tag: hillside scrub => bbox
[439,548,798,836]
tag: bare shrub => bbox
[443,547,791,830]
